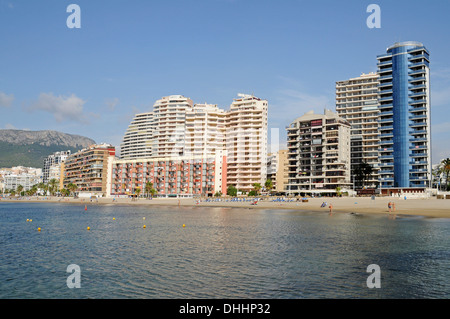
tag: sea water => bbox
[0,202,448,298]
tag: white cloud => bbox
[0,91,14,107]
[28,92,90,123]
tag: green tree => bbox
[48,178,58,196]
[265,179,273,192]
[60,188,70,197]
[441,158,450,191]
[67,183,78,197]
[352,162,374,188]
[16,185,23,195]
[145,181,154,198]
[252,183,262,195]
[227,185,237,197]
[214,191,222,197]
[135,187,141,197]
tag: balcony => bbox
[410,98,427,105]
[409,114,427,120]
[408,69,426,76]
[378,67,392,74]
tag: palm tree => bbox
[145,181,154,198]
[438,158,450,191]
[16,185,24,196]
[252,183,262,195]
[67,183,78,197]
[265,179,273,193]
[48,179,58,196]
[135,187,141,198]
[60,188,70,197]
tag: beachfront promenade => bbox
[1,195,449,219]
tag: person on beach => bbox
[329,204,333,215]
[392,202,396,212]
[388,202,392,213]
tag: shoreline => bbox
[1,196,450,219]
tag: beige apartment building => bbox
[267,149,288,192]
[225,94,268,192]
[63,143,116,196]
[336,72,380,189]
[286,110,351,195]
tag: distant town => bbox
[1,42,449,199]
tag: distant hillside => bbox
[0,129,96,168]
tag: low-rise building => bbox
[110,150,227,197]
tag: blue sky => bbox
[1,0,449,163]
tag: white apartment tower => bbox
[120,93,268,194]
[152,95,194,158]
[120,111,156,159]
[120,95,193,159]
[185,103,227,158]
[43,150,71,184]
[226,94,268,192]
[336,72,380,189]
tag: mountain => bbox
[0,129,96,168]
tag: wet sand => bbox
[1,195,450,219]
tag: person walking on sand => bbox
[392,202,396,212]
[388,201,392,213]
[329,204,333,215]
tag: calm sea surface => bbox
[0,202,448,299]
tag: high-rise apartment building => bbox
[43,150,71,184]
[120,112,156,159]
[153,95,194,158]
[120,93,268,194]
[120,95,194,159]
[63,144,116,196]
[225,94,268,192]
[377,41,431,189]
[336,72,380,189]
[286,110,351,195]
[185,103,227,158]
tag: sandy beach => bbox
[1,195,449,219]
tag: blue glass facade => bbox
[377,42,431,189]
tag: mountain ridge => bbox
[0,129,96,168]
